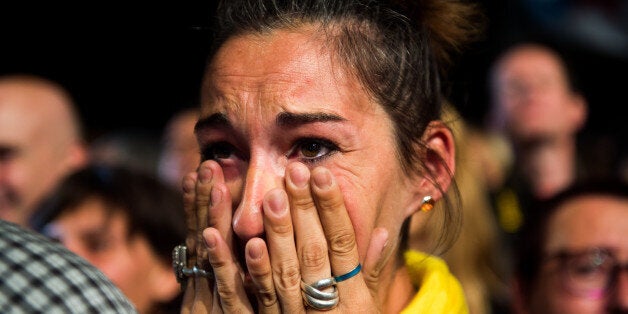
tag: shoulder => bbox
[0,220,137,314]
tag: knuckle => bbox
[256,286,278,308]
[248,264,272,278]
[215,280,238,307]
[268,222,293,236]
[317,190,344,210]
[363,268,379,287]
[363,262,383,289]
[300,241,328,268]
[291,196,315,210]
[273,262,301,292]
[328,232,355,255]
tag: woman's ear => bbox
[416,120,456,205]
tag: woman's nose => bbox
[232,159,284,242]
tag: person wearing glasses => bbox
[511,178,628,313]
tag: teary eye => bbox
[201,142,236,161]
[289,138,338,163]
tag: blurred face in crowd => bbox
[158,108,200,188]
[525,194,628,313]
[490,44,586,142]
[42,197,178,314]
[0,78,87,226]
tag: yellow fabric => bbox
[400,250,469,314]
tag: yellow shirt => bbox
[400,250,469,313]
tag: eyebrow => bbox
[195,113,231,133]
[194,111,346,132]
[276,111,345,126]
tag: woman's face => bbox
[198,27,420,262]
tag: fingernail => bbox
[204,230,216,249]
[199,166,212,183]
[289,164,309,188]
[265,190,287,215]
[183,176,195,193]
[248,240,263,260]
[312,168,332,190]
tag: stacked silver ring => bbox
[300,264,361,310]
[301,277,339,310]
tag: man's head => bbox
[489,43,587,144]
[0,74,88,226]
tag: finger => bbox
[263,188,305,313]
[245,238,280,313]
[311,167,372,310]
[310,167,359,278]
[362,227,389,298]
[204,227,253,312]
[202,161,233,249]
[197,161,234,270]
[286,163,331,286]
[183,172,199,265]
[195,162,215,267]
[182,171,214,313]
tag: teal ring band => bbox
[333,263,362,282]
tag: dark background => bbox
[1,1,626,158]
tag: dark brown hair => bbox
[203,0,484,253]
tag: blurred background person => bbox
[89,128,161,177]
[30,164,186,314]
[0,74,88,227]
[0,219,137,313]
[487,42,590,235]
[410,104,511,314]
[511,178,628,313]
[489,42,589,200]
[156,107,200,189]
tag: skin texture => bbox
[0,76,87,227]
[42,197,180,314]
[522,195,628,313]
[181,26,455,313]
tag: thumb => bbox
[362,227,393,297]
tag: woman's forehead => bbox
[201,29,377,120]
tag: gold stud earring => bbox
[420,195,435,212]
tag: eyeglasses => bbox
[545,247,628,299]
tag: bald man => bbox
[0,74,88,227]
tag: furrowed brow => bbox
[194,113,231,133]
[276,111,345,127]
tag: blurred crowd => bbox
[1,1,626,313]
